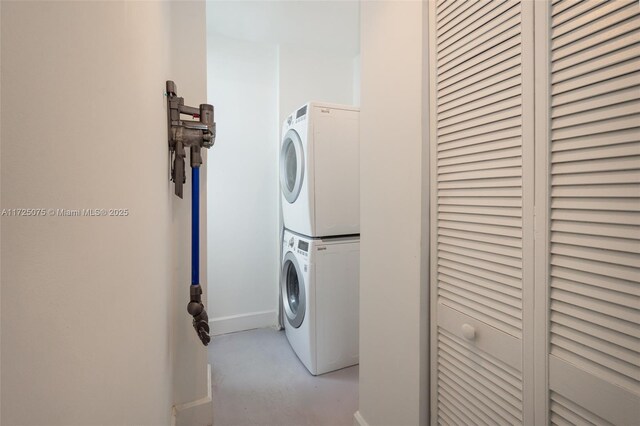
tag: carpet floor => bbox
[209,328,359,426]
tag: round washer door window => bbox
[280,129,304,204]
[281,252,306,328]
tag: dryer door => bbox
[281,251,306,328]
[280,129,305,204]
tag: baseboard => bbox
[171,364,213,426]
[354,410,370,426]
[209,310,278,336]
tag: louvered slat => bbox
[551,265,640,296]
[551,0,635,40]
[439,96,521,130]
[551,142,640,161]
[437,0,481,35]
[438,212,521,228]
[551,311,638,350]
[438,86,521,122]
[439,272,521,308]
[438,329,524,425]
[439,234,522,256]
[551,230,640,253]
[438,176,522,189]
[552,170,640,186]
[438,76,522,116]
[439,392,483,426]
[439,265,521,297]
[552,87,640,119]
[551,243,639,267]
[552,43,640,84]
[438,25,521,83]
[550,391,614,426]
[551,72,640,107]
[552,15,640,63]
[551,253,637,281]
[438,101,522,136]
[551,2,638,50]
[551,155,640,174]
[436,0,467,29]
[551,196,640,211]
[439,7,520,72]
[438,227,522,248]
[437,1,514,54]
[552,101,640,130]
[439,382,495,425]
[552,58,640,96]
[552,0,609,25]
[438,127,521,153]
[438,42,521,94]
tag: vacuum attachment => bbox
[187,284,211,346]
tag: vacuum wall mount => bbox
[166,80,216,346]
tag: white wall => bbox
[207,1,359,56]
[356,1,428,426]
[206,2,360,335]
[353,54,362,106]
[278,45,358,126]
[1,1,210,424]
[206,33,280,334]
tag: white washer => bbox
[281,229,359,375]
[280,102,359,238]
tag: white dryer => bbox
[280,102,359,238]
[281,229,359,375]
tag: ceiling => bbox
[206,1,360,56]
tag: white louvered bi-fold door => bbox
[543,1,640,424]
[429,1,534,425]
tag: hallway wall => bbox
[0,1,210,424]
[356,1,428,425]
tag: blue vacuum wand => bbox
[187,166,210,346]
[166,80,216,346]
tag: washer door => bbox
[280,129,304,204]
[281,251,306,328]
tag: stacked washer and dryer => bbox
[279,102,360,376]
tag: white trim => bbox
[533,1,551,424]
[427,1,439,424]
[521,2,536,424]
[353,410,370,426]
[171,364,213,426]
[420,2,430,425]
[209,310,278,336]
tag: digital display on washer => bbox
[296,105,307,119]
[298,241,309,252]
